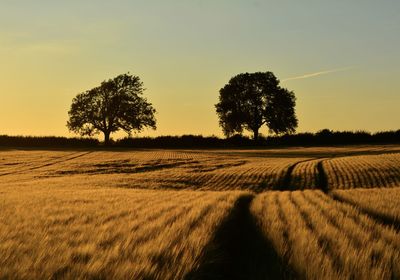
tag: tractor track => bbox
[276,157,328,191]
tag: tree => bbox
[215,71,297,140]
[67,73,156,145]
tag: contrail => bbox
[282,67,353,82]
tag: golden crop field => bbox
[1,145,400,279]
[332,188,400,226]
[323,153,400,189]
[287,158,322,190]
[0,185,246,279]
[251,190,400,279]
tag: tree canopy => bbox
[215,71,298,139]
[67,73,156,144]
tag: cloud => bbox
[282,67,353,82]
[0,32,78,55]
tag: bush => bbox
[0,135,99,148]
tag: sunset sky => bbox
[1,1,399,138]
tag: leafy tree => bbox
[67,73,156,145]
[215,72,297,140]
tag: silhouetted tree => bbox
[215,72,297,140]
[67,73,156,145]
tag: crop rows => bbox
[332,187,400,225]
[288,159,322,189]
[251,190,400,279]
[323,153,400,189]
[0,187,245,279]
[0,150,76,175]
[2,149,400,191]
[94,156,303,191]
[2,150,307,191]
[178,157,306,191]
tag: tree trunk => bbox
[104,131,111,146]
[253,129,259,141]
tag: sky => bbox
[0,0,399,138]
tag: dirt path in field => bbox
[0,151,93,177]
[185,194,296,280]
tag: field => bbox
[1,145,400,279]
[251,190,400,279]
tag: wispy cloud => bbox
[0,32,79,55]
[282,67,353,82]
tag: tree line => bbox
[1,130,400,148]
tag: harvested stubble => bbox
[332,187,400,225]
[251,190,400,279]
[0,186,246,279]
[323,153,400,189]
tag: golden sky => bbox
[1,1,399,138]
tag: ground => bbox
[1,145,400,279]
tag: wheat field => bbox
[332,188,400,225]
[323,153,400,189]
[1,145,400,279]
[0,185,246,279]
[251,190,400,279]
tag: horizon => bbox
[1,1,399,138]
[2,128,399,142]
